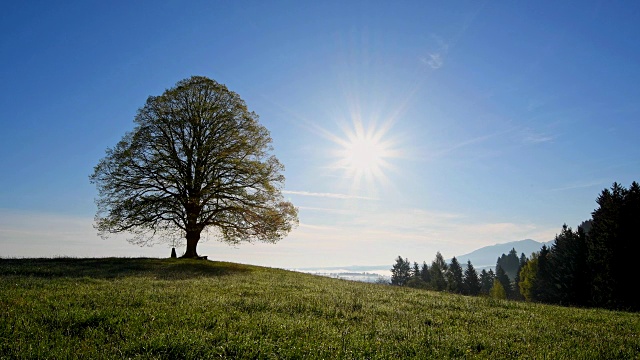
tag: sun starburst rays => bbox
[328,117,401,193]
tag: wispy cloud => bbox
[521,127,554,144]
[546,179,608,192]
[420,127,515,161]
[283,190,377,200]
[420,34,449,69]
[523,133,554,144]
[423,53,444,69]
[297,206,354,215]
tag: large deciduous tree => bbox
[91,76,298,258]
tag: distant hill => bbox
[451,239,554,271]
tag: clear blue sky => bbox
[1,1,639,268]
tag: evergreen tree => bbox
[496,248,521,281]
[618,181,640,310]
[479,269,494,295]
[430,252,448,291]
[463,260,481,296]
[420,261,431,284]
[412,261,421,278]
[495,265,513,299]
[585,182,640,310]
[532,245,554,303]
[549,224,589,306]
[390,256,411,286]
[446,257,464,293]
[579,219,592,234]
[406,260,428,289]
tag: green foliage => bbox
[532,245,554,303]
[411,261,420,278]
[392,179,640,311]
[463,260,481,296]
[518,254,538,302]
[446,257,464,293]
[479,269,494,295]
[494,266,513,299]
[420,261,431,284]
[390,256,411,286]
[512,253,528,301]
[516,181,639,310]
[2,258,639,359]
[489,280,506,300]
[430,252,448,291]
[405,277,429,290]
[90,76,298,257]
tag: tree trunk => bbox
[182,230,201,258]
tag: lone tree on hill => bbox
[90,76,298,258]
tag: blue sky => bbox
[1,1,639,269]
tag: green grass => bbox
[1,258,638,359]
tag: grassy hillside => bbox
[1,258,638,359]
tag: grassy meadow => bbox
[0,258,638,359]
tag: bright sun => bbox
[341,134,386,176]
[330,118,398,188]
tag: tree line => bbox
[390,181,640,312]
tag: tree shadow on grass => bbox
[0,257,252,280]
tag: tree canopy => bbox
[391,256,411,286]
[91,76,298,258]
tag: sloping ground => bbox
[1,258,638,359]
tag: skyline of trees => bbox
[390,181,640,312]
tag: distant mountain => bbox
[451,239,554,270]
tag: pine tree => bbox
[585,182,640,310]
[495,265,512,299]
[479,269,494,295]
[463,260,481,296]
[412,261,421,278]
[430,252,448,291]
[618,181,640,310]
[549,224,588,306]
[532,245,553,303]
[390,256,411,286]
[420,261,431,284]
[405,260,428,289]
[446,257,464,293]
[496,248,521,281]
